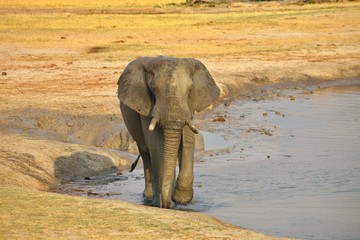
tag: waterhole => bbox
[202,130,232,150]
[63,82,360,240]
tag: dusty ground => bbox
[0,1,359,239]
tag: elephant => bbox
[117,56,220,208]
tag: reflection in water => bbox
[66,84,360,240]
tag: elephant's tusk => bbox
[149,117,158,131]
[186,120,199,134]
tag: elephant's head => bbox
[118,56,220,208]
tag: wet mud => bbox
[60,80,360,240]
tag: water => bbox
[197,85,360,240]
[201,130,232,150]
[64,84,360,240]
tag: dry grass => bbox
[1,2,359,61]
[0,186,278,239]
[0,0,184,8]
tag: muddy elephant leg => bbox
[138,149,153,198]
[120,103,153,198]
[173,125,195,204]
[140,116,164,207]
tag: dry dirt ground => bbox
[0,2,359,239]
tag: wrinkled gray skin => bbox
[118,56,220,208]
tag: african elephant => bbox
[117,56,220,208]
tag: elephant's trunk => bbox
[160,125,182,208]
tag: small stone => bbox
[213,116,226,122]
[87,191,99,196]
[263,112,268,117]
[1,72,7,76]
[289,96,296,101]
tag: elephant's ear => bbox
[117,58,152,116]
[187,59,220,113]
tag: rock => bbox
[213,115,226,122]
[87,191,99,196]
[55,152,119,178]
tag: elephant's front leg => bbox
[140,116,164,206]
[173,125,195,204]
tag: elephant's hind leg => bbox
[139,150,153,198]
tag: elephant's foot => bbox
[160,199,174,209]
[173,185,193,204]
[143,185,153,198]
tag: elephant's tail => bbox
[129,154,141,172]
